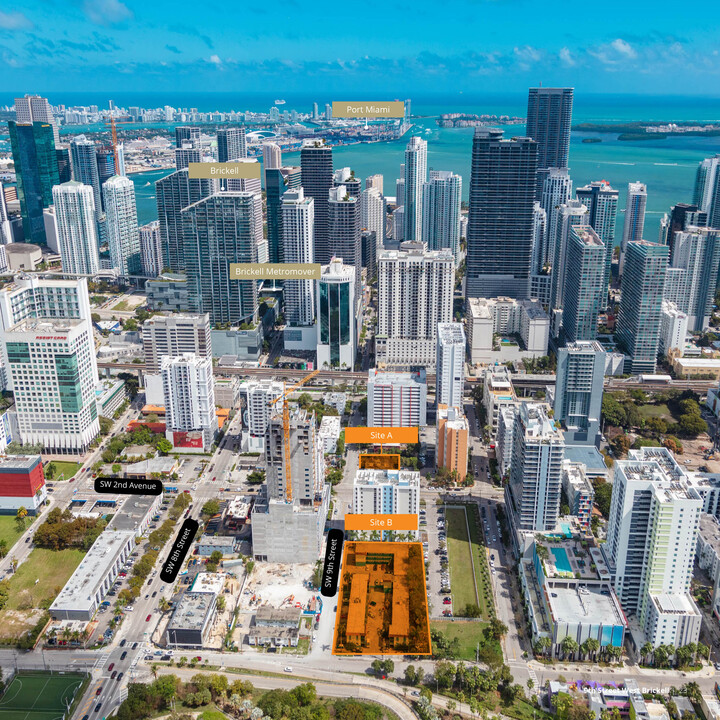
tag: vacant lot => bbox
[47,461,82,480]
[430,619,502,663]
[445,507,479,612]
[637,403,673,421]
[0,516,30,553]
[0,548,84,639]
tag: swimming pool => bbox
[552,548,572,574]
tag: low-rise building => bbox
[95,378,127,418]
[196,535,238,557]
[482,365,516,438]
[519,532,625,658]
[0,454,47,515]
[50,529,136,621]
[166,592,218,648]
[318,415,341,454]
[213,378,242,409]
[659,301,688,357]
[322,393,347,415]
[562,461,595,535]
[248,606,302,647]
[673,356,720,379]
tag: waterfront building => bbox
[422,170,462,263]
[403,136,427,244]
[103,175,141,275]
[620,182,647,274]
[52,181,100,275]
[693,155,720,229]
[70,135,103,222]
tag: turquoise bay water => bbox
[133,116,717,240]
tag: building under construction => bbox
[251,407,330,563]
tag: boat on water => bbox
[144,182,151,186]
[274,99,286,105]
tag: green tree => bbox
[202,499,220,517]
[156,438,173,455]
[560,635,578,660]
[602,395,626,427]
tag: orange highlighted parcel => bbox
[359,453,401,470]
[332,541,432,655]
[344,514,419,531]
[344,427,418,444]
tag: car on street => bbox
[117,672,124,681]
[146,614,152,621]
[284,666,293,672]
[120,651,127,660]
[96,687,102,695]
[108,663,114,671]
[111,670,117,679]
[120,639,126,646]
[94,703,102,713]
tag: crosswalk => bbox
[94,653,110,671]
[527,664,538,687]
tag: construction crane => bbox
[103,100,135,171]
[268,369,320,503]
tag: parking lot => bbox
[423,502,453,618]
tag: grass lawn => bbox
[637,403,674,421]
[445,507,478,612]
[199,711,230,720]
[0,548,84,639]
[431,620,489,659]
[0,515,30,553]
[113,300,130,311]
[46,461,81,480]
[464,504,495,620]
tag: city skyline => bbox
[1,1,720,94]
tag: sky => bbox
[1,0,720,95]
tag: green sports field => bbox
[0,672,86,720]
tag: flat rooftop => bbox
[547,584,625,627]
[564,445,608,476]
[700,513,720,554]
[50,530,135,613]
[354,469,420,488]
[649,592,700,617]
[167,591,216,632]
[198,535,236,548]
[255,606,302,625]
[110,494,161,533]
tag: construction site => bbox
[332,541,432,656]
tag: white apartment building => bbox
[139,220,163,277]
[496,404,517,478]
[603,446,702,649]
[659,301,688,357]
[2,318,100,454]
[422,170,462,264]
[436,322,465,409]
[52,181,100,275]
[361,186,385,255]
[353,469,420,538]
[162,353,218,451]
[367,368,427,428]
[239,378,284,452]
[466,296,549,363]
[142,313,211,373]
[376,242,454,369]
[506,403,565,533]
[403,136,427,243]
[281,188,315,330]
[103,174,141,276]
[482,365,517,438]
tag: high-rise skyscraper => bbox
[301,140,333,264]
[549,199,588,319]
[142,313,211,373]
[662,203,707,258]
[422,170,462,263]
[175,126,200,148]
[8,121,59,245]
[669,226,720,332]
[281,188,315,327]
[526,87,573,196]
[576,180,619,296]
[403,136,427,243]
[603,447,702,648]
[181,192,261,324]
[103,175,141,276]
[377,243,455,369]
[333,167,361,198]
[262,142,282,172]
[620,182,647,273]
[161,353,218,451]
[3,317,99,453]
[365,174,384,194]
[156,169,215,271]
[561,226,606,342]
[70,135,103,222]
[540,168,573,271]
[693,154,720,229]
[361,186,385,255]
[554,340,606,445]
[616,240,669,374]
[0,183,11,244]
[175,146,202,171]
[507,403,565,532]
[368,369,428,427]
[15,94,59,144]
[436,323,465,409]
[55,146,71,184]
[96,147,116,207]
[265,166,301,264]
[317,258,356,369]
[328,185,362,301]
[52,181,100,275]
[466,128,538,299]
[139,221,163,277]
[216,127,247,162]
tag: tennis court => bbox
[0,672,86,720]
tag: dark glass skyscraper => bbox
[96,148,116,209]
[465,128,538,300]
[300,140,333,264]
[56,147,71,184]
[175,126,200,148]
[266,166,301,263]
[70,135,103,221]
[156,169,214,271]
[8,121,59,245]
[181,192,260,324]
[328,185,362,302]
[217,128,247,162]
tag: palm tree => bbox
[584,637,600,662]
[151,664,158,679]
[0,540,7,559]
[640,641,653,665]
[561,635,578,661]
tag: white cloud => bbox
[83,0,132,26]
[0,10,33,29]
[611,38,637,59]
[559,47,575,66]
[209,54,222,65]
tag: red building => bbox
[0,455,47,515]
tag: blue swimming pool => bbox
[553,548,572,574]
